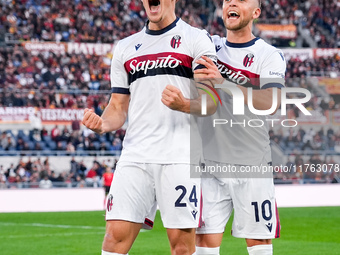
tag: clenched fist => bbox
[82,108,104,134]
[161,85,189,113]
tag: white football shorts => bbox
[197,160,280,239]
[106,161,201,229]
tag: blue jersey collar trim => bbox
[145,17,180,35]
[225,37,260,48]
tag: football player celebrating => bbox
[193,0,286,254]
[82,0,217,254]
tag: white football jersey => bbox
[200,36,286,165]
[110,18,216,164]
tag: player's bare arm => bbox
[161,85,190,113]
[194,56,224,85]
[82,93,130,134]
[161,81,217,116]
[237,85,282,115]
[193,56,221,116]
[161,56,219,116]
[190,83,218,116]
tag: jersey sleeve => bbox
[192,29,217,71]
[260,49,286,89]
[110,41,130,94]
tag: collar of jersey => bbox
[225,37,260,48]
[145,17,180,35]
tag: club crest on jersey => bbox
[243,53,254,67]
[171,35,182,49]
[107,194,113,212]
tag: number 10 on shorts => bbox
[251,200,272,222]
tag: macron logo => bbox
[191,210,198,220]
[216,45,222,52]
[135,44,142,51]
[266,222,273,232]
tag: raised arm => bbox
[237,86,281,115]
[82,93,130,135]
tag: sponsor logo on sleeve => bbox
[269,71,285,78]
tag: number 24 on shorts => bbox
[175,185,198,207]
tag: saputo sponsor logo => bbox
[216,62,250,85]
[129,55,183,75]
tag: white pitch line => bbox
[0,222,105,230]
[0,222,149,232]
[1,232,104,239]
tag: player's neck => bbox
[226,28,255,44]
[147,14,176,31]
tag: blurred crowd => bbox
[302,0,340,48]
[270,126,340,153]
[1,0,144,43]
[284,76,339,119]
[0,44,112,94]
[0,0,222,43]
[286,55,340,78]
[269,126,340,183]
[0,124,125,153]
[0,0,339,46]
[0,155,117,189]
[259,0,340,48]
[273,153,339,184]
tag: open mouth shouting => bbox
[148,0,161,14]
[228,11,240,20]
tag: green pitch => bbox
[0,207,339,255]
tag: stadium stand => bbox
[0,0,339,188]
